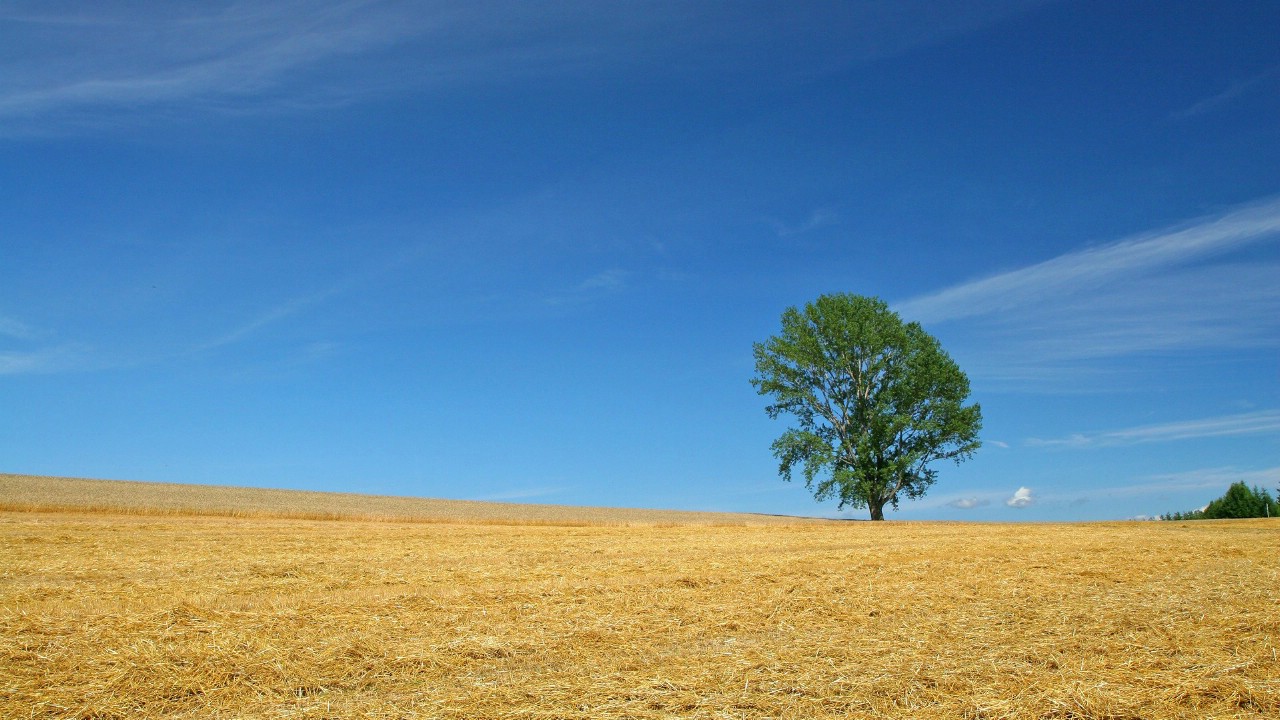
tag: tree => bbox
[1161,482,1279,520]
[751,294,982,520]
[1202,482,1278,519]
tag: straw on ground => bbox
[1,474,1277,718]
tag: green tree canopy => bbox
[751,294,982,520]
[1204,482,1278,519]
[1161,482,1279,520]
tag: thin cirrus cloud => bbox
[542,269,629,307]
[198,293,335,352]
[946,497,990,509]
[1065,467,1279,513]
[1170,66,1279,120]
[896,196,1280,326]
[577,269,627,292]
[0,2,428,126]
[0,314,38,340]
[0,344,92,376]
[769,208,841,238]
[1026,409,1280,449]
[0,313,89,375]
[1130,466,1280,493]
[893,196,1280,382]
[0,1,1050,133]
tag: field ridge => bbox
[0,472,825,526]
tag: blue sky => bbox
[2,1,1277,521]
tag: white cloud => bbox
[1005,486,1034,508]
[988,440,1010,449]
[0,1,426,127]
[0,344,91,375]
[542,269,630,306]
[896,197,1280,325]
[892,197,1280,387]
[1027,410,1280,448]
[1170,67,1279,120]
[947,497,990,509]
[770,208,841,238]
[195,247,402,352]
[578,269,627,292]
[0,314,36,340]
[199,290,336,351]
[1047,467,1278,511]
[0,349,50,375]
[0,1,1050,135]
[1008,263,1280,360]
[1130,466,1280,493]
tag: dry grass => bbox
[1,477,1277,718]
[0,474,816,526]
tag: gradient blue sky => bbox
[3,1,1278,520]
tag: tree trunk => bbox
[868,501,885,521]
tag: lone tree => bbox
[752,294,982,520]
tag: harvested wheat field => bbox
[0,474,816,526]
[1,477,1278,719]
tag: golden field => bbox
[0,474,816,527]
[1,474,1278,719]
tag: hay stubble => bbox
[1,488,1277,718]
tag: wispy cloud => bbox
[1130,466,1280,494]
[0,1,425,129]
[0,344,91,375]
[0,1,1049,135]
[199,290,338,351]
[947,497,990,509]
[0,314,95,376]
[1116,467,1280,496]
[897,197,1280,325]
[1027,410,1280,448]
[1170,66,1279,120]
[1068,467,1279,515]
[194,236,438,352]
[543,268,629,306]
[769,208,840,238]
[0,314,37,340]
[1011,467,1276,510]
[1005,486,1034,508]
[578,269,627,292]
[894,197,1280,386]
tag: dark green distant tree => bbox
[751,294,982,520]
[1162,482,1279,520]
[1202,482,1278,519]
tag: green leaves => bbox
[752,294,982,520]
[1162,482,1279,520]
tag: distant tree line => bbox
[1161,482,1279,521]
